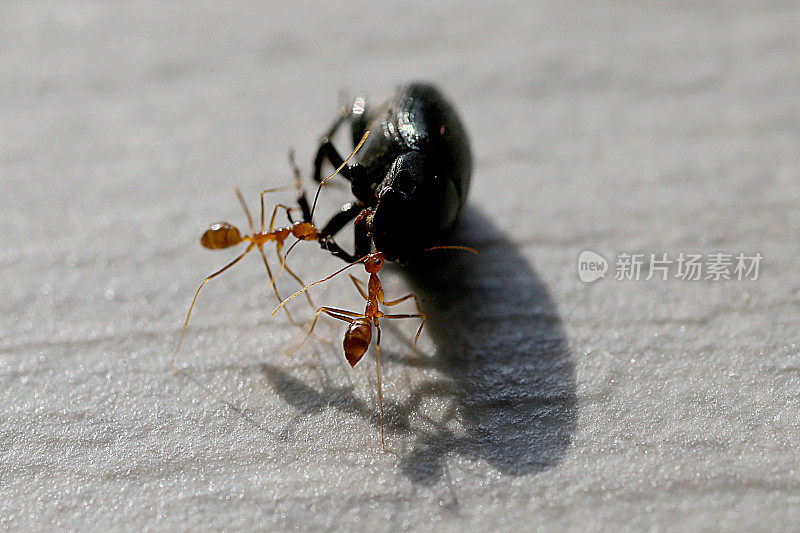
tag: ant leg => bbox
[296,194,312,224]
[383,292,423,309]
[258,185,293,230]
[323,308,363,319]
[318,205,369,263]
[172,243,255,373]
[374,322,385,450]
[256,246,301,327]
[313,112,349,183]
[235,188,255,233]
[267,203,295,232]
[383,313,427,355]
[348,274,369,300]
[327,92,368,151]
[282,261,315,309]
[288,306,360,355]
[312,115,371,187]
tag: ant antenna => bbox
[271,254,370,317]
[425,245,479,255]
[276,130,370,277]
[277,238,302,274]
[309,130,370,226]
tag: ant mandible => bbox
[171,132,370,374]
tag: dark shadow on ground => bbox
[398,207,576,484]
[259,207,576,485]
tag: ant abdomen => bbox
[200,222,243,249]
[344,318,372,367]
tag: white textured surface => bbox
[2,2,799,531]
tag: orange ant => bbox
[273,245,476,448]
[171,132,370,374]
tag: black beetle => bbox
[311,82,472,263]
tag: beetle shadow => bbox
[257,207,576,486]
[396,206,576,484]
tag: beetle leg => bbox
[296,190,312,223]
[172,243,255,373]
[313,112,348,182]
[313,141,360,183]
[313,104,373,186]
[282,261,315,309]
[324,111,349,139]
[320,95,370,155]
[320,238,360,263]
[288,148,313,222]
[316,202,364,263]
[319,202,362,238]
[354,213,372,258]
[319,207,372,263]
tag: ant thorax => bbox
[249,227,290,245]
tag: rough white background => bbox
[2,2,799,531]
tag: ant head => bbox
[364,252,385,274]
[200,222,243,249]
[291,221,317,241]
[343,318,372,367]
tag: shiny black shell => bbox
[357,83,472,261]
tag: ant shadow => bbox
[259,207,576,485]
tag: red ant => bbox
[171,132,370,373]
[273,246,476,448]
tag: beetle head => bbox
[369,152,456,262]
